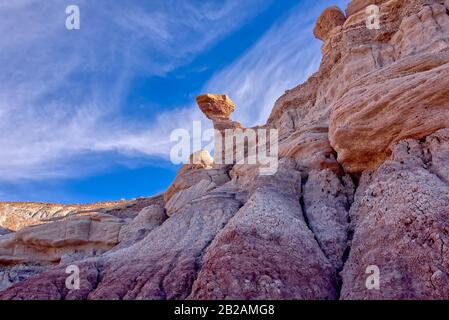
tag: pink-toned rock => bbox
[189,163,337,299]
[165,180,217,216]
[0,184,244,300]
[302,170,354,270]
[164,163,231,204]
[341,130,449,299]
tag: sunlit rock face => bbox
[2,0,449,300]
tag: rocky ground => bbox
[1,0,449,299]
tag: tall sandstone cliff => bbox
[1,0,449,299]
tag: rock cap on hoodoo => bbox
[0,226,10,235]
[196,94,236,120]
[313,6,346,41]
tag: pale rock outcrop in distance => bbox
[0,196,164,291]
[1,0,449,300]
[0,197,163,231]
[0,213,125,266]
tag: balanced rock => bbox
[196,94,235,120]
[313,6,346,41]
[196,93,243,134]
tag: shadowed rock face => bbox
[1,0,449,300]
[0,227,9,236]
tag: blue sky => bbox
[0,0,349,204]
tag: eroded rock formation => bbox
[1,0,449,300]
[314,6,347,41]
[196,94,242,133]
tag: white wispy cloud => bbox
[0,0,268,181]
[0,0,350,183]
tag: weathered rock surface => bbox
[2,0,449,300]
[314,6,346,41]
[118,205,167,244]
[0,265,46,292]
[341,129,449,299]
[189,162,337,300]
[0,184,244,300]
[0,213,125,265]
[302,170,354,270]
[189,150,214,167]
[164,163,231,204]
